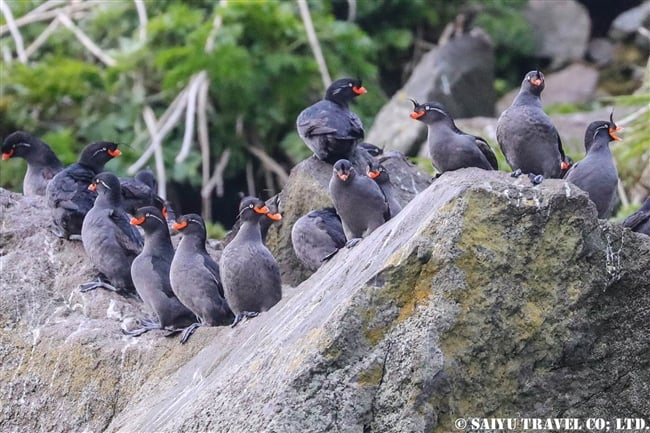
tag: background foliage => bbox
[0,0,646,227]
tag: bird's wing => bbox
[109,209,144,254]
[623,210,650,230]
[474,136,499,170]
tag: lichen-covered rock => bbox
[2,167,649,433]
[265,154,432,285]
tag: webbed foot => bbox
[321,248,340,262]
[345,238,361,248]
[231,311,259,328]
[528,173,544,185]
[79,277,120,293]
[180,322,202,344]
[511,168,523,178]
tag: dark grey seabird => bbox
[170,213,233,343]
[623,197,650,236]
[297,78,367,164]
[367,160,402,218]
[497,70,570,182]
[291,207,346,270]
[46,141,121,239]
[120,168,164,216]
[125,206,196,337]
[409,100,498,173]
[329,159,388,246]
[564,114,623,219]
[1,131,64,196]
[79,172,143,294]
[220,197,282,327]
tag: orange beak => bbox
[88,183,97,191]
[367,170,380,179]
[107,148,121,157]
[337,173,349,181]
[253,205,270,214]
[560,161,571,171]
[172,220,188,230]
[2,149,14,160]
[352,86,367,95]
[162,207,168,220]
[530,78,542,86]
[410,111,425,119]
[266,212,282,221]
[130,216,145,225]
[609,126,622,141]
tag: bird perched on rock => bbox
[367,161,402,218]
[220,197,282,327]
[170,213,233,342]
[46,141,121,239]
[126,206,196,336]
[329,159,388,246]
[297,77,367,164]
[410,100,497,173]
[291,207,346,271]
[623,196,650,236]
[496,70,569,183]
[564,114,622,219]
[80,172,143,294]
[120,169,164,216]
[1,131,63,196]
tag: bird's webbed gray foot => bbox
[321,248,340,262]
[345,238,361,248]
[231,311,259,328]
[180,322,202,344]
[122,318,162,337]
[528,173,544,185]
[510,168,523,178]
[79,277,120,293]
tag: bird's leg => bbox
[122,318,162,337]
[180,322,202,344]
[51,226,70,239]
[510,168,523,178]
[162,327,184,337]
[231,311,259,328]
[345,238,361,248]
[79,277,120,293]
[321,248,340,262]
[528,173,544,185]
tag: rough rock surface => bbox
[2,168,650,432]
[366,31,496,154]
[524,0,591,69]
[609,1,650,49]
[265,154,432,286]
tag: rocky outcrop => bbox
[609,1,650,49]
[2,168,650,433]
[366,30,496,154]
[524,0,591,69]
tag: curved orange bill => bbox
[88,183,97,191]
[266,212,282,221]
[337,173,349,181]
[352,86,367,95]
[609,126,622,141]
[530,78,542,86]
[2,149,14,160]
[410,111,425,119]
[560,161,571,171]
[367,170,380,179]
[130,216,145,226]
[253,205,270,214]
[107,148,121,157]
[172,220,188,230]
[162,207,169,220]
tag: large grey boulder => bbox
[609,1,650,49]
[524,0,591,69]
[366,31,496,154]
[2,167,650,432]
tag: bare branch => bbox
[0,1,99,36]
[245,160,256,197]
[197,75,212,220]
[57,13,116,67]
[24,17,60,59]
[297,0,331,89]
[245,145,290,186]
[205,0,227,53]
[202,149,231,198]
[175,72,206,164]
[133,0,147,42]
[142,106,167,199]
[0,0,28,63]
[128,89,189,174]
[346,0,357,21]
